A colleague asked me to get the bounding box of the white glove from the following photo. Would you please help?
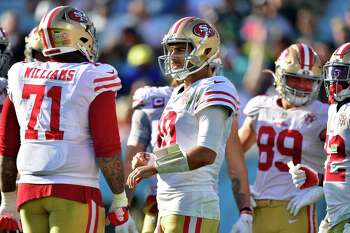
[288,161,319,189]
[287,187,324,216]
[114,216,139,233]
[231,213,253,233]
[107,191,139,232]
[344,223,350,233]
[318,214,329,233]
[0,191,22,232]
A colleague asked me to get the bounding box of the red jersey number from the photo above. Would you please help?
[156,111,177,148]
[324,135,346,182]
[22,84,64,140]
[257,126,302,172]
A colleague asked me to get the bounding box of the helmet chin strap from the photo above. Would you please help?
[173,49,220,81]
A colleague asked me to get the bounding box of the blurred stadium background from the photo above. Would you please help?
[0,0,346,232]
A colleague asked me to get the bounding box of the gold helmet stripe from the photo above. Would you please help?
[40,6,65,49]
[171,16,193,34]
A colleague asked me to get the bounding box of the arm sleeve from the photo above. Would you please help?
[127,109,151,146]
[89,91,121,157]
[197,106,231,153]
[0,96,20,157]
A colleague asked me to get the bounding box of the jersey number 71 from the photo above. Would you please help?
[22,84,64,140]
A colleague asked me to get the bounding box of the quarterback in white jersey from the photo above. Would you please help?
[127,17,243,233]
[291,42,350,233]
[240,43,327,233]
[154,75,239,220]
[0,6,133,233]
[127,84,253,233]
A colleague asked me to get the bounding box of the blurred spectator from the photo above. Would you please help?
[120,43,166,96]
[330,8,350,47]
[295,7,318,45]
[0,11,25,63]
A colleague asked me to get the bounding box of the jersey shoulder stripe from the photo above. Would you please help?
[83,63,121,94]
[194,76,239,114]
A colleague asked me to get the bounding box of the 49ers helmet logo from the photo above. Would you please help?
[68,10,88,23]
[193,23,215,38]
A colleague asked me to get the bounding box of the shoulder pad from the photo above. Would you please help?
[243,95,272,117]
[194,76,240,114]
[132,86,172,109]
[86,63,122,94]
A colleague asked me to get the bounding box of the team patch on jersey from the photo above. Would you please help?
[338,112,347,127]
[152,97,165,108]
[303,112,317,125]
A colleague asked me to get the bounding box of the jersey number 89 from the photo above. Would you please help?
[257,126,302,172]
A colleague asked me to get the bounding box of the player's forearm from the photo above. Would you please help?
[124,144,147,201]
[0,156,17,192]
[227,144,251,209]
[186,146,216,170]
[97,155,125,194]
[230,169,251,210]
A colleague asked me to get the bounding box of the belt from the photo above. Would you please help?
[255,199,289,208]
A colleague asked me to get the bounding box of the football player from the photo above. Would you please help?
[290,42,350,233]
[125,85,173,233]
[126,82,252,233]
[126,17,241,233]
[0,6,133,233]
[239,43,327,233]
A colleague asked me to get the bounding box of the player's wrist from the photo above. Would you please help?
[239,207,253,215]
[112,191,128,208]
[154,144,190,173]
[1,191,16,209]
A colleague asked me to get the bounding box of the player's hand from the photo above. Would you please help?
[0,192,22,232]
[288,161,319,189]
[287,187,324,216]
[131,152,156,170]
[107,192,139,232]
[318,214,329,233]
[231,212,253,233]
[113,216,139,233]
[127,165,157,189]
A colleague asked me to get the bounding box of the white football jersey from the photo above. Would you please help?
[132,85,173,149]
[129,85,173,195]
[156,76,239,220]
[244,95,327,200]
[7,61,121,188]
[324,103,350,228]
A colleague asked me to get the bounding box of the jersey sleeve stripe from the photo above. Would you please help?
[93,75,117,83]
[94,82,121,92]
[204,91,240,104]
